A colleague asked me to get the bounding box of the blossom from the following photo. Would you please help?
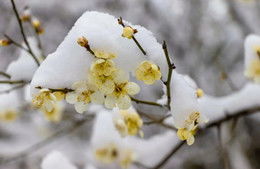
[122,26,136,39]
[113,107,143,137]
[65,81,104,113]
[90,59,117,76]
[244,58,260,83]
[93,50,116,59]
[0,110,17,122]
[177,128,196,145]
[32,89,57,113]
[43,103,63,122]
[135,61,162,84]
[119,149,136,169]
[244,34,260,83]
[94,143,119,163]
[105,80,140,109]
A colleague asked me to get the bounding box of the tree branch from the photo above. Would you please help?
[118,17,147,55]
[0,71,11,79]
[130,96,164,108]
[162,41,176,110]
[0,80,27,84]
[0,114,94,165]
[147,106,260,169]
[10,0,40,66]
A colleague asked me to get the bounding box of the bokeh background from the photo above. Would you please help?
[0,0,260,169]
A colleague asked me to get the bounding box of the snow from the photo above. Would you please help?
[199,82,260,121]
[30,11,167,94]
[41,151,77,169]
[6,37,41,81]
[170,71,205,128]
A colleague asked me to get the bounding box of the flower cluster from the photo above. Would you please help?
[63,37,141,113]
[0,109,17,122]
[113,107,143,137]
[94,143,135,169]
[32,89,64,122]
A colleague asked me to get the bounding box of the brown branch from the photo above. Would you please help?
[10,0,40,66]
[162,41,176,110]
[35,86,74,94]
[139,111,176,131]
[118,17,147,55]
[0,71,11,79]
[151,141,185,169]
[217,125,231,169]
[0,83,26,94]
[0,80,26,84]
[148,106,260,169]
[4,34,29,52]
[131,97,164,108]
[0,114,94,165]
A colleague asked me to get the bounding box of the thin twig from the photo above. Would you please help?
[131,97,164,108]
[118,17,146,55]
[0,71,11,79]
[10,0,40,66]
[0,80,26,84]
[149,106,260,169]
[162,41,176,110]
[4,34,29,52]
[140,111,176,131]
[0,83,26,94]
[151,141,185,169]
[0,114,94,165]
[217,125,231,169]
[35,86,74,94]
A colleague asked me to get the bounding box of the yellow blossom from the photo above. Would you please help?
[90,59,117,76]
[176,111,207,145]
[135,61,162,85]
[177,128,196,145]
[105,81,140,109]
[0,110,17,122]
[114,109,143,137]
[43,103,63,122]
[95,143,118,164]
[196,88,204,98]
[122,26,135,39]
[66,81,104,113]
[0,39,11,46]
[244,58,260,83]
[119,149,136,169]
[32,89,57,113]
[94,50,116,59]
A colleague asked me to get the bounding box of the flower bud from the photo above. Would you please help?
[77,36,88,47]
[0,39,11,46]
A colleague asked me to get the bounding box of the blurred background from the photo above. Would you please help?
[0,0,260,169]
